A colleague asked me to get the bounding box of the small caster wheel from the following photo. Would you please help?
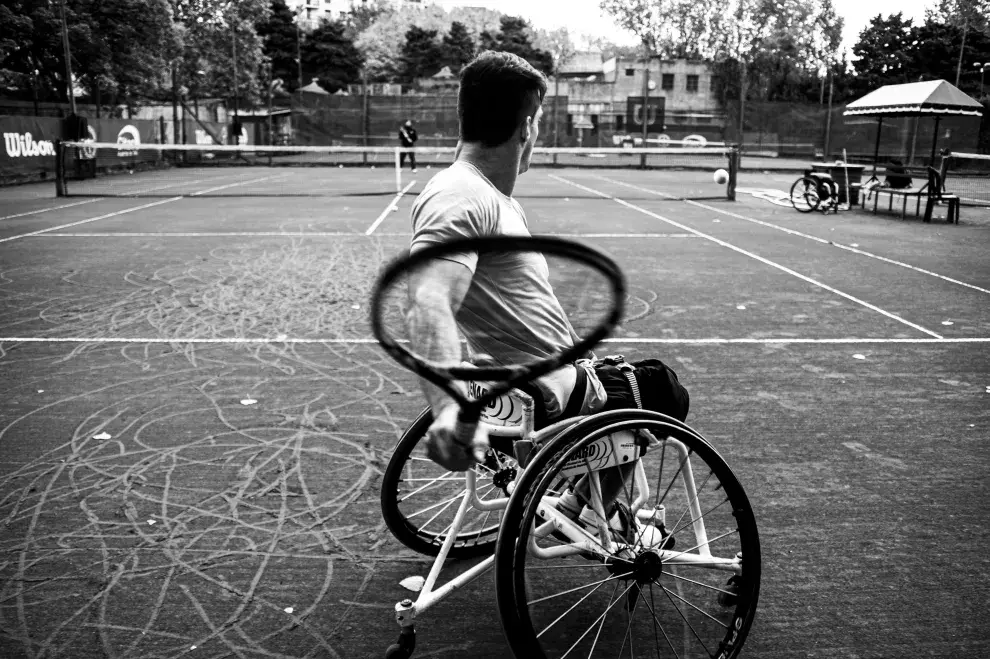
[385,628,415,658]
[717,575,741,607]
[384,644,411,659]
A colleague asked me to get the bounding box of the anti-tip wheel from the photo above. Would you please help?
[384,644,412,659]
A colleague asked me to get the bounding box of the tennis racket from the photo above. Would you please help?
[370,235,626,448]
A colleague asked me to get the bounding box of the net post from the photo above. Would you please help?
[55,139,66,197]
[727,147,739,201]
[395,147,402,193]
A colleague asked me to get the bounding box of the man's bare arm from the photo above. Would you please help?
[405,257,474,413]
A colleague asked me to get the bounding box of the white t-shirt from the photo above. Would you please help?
[410,160,582,417]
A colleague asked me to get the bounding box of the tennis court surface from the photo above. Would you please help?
[1,159,988,658]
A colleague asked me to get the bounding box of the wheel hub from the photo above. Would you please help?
[632,550,665,583]
[492,467,517,493]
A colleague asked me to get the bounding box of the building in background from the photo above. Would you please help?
[550,53,725,146]
[286,0,425,28]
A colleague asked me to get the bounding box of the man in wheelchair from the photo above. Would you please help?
[404,50,689,542]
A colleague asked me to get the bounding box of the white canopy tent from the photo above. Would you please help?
[843,80,983,181]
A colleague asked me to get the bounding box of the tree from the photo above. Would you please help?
[929,0,990,85]
[0,1,67,103]
[600,0,730,60]
[850,13,917,97]
[491,17,554,74]
[172,0,271,107]
[399,26,444,82]
[532,27,579,76]
[0,0,177,108]
[301,19,363,93]
[355,5,447,82]
[342,0,390,39]
[257,0,300,91]
[581,36,643,61]
[353,5,501,82]
[478,30,499,53]
[601,0,843,100]
[442,21,475,73]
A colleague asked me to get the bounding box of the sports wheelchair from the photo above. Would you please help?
[371,236,761,659]
[789,170,841,214]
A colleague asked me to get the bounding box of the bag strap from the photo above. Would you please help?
[618,363,643,409]
[599,354,643,410]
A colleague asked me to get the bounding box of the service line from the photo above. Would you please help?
[1,337,988,345]
[550,174,943,339]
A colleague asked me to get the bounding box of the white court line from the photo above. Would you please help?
[0,174,289,245]
[599,176,990,296]
[38,232,395,238]
[0,198,182,245]
[32,231,699,239]
[551,174,943,339]
[366,180,416,235]
[1,337,987,345]
[0,199,98,222]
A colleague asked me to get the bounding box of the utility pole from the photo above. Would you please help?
[58,0,76,116]
[737,59,747,157]
[955,17,968,88]
[267,62,275,146]
[641,47,651,148]
[296,8,304,90]
[231,11,240,145]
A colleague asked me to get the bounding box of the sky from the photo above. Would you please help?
[428,0,934,57]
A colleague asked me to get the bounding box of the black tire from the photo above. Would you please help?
[381,407,518,559]
[495,410,760,659]
[790,176,821,213]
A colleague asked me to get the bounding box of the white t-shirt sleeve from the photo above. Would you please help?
[410,172,498,271]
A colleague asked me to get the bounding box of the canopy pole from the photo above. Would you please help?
[929,116,942,166]
[868,116,883,184]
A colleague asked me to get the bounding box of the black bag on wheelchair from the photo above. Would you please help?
[593,355,690,421]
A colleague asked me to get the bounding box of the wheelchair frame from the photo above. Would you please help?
[387,387,742,653]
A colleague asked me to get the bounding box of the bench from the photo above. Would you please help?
[866,167,959,223]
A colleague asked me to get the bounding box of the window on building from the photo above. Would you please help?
[566,114,573,136]
[616,114,625,131]
[591,114,599,136]
[686,75,699,92]
[625,68,635,77]
[661,74,674,91]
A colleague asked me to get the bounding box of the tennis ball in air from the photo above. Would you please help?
[713,168,729,185]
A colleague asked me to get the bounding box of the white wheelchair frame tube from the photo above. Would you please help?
[394,407,740,630]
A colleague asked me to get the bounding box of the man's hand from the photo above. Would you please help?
[425,404,490,472]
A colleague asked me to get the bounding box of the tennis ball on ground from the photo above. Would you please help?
[714,168,729,185]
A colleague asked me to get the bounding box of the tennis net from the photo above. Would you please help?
[55,142,739,201]
[941,152,990,207]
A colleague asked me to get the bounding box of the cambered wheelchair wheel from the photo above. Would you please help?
[495,410,761,659]
[381,407,519,559]
[790,176,822,213]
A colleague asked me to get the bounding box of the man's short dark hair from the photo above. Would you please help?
[458,51,548,147]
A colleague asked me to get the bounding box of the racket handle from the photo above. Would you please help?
[454,411,487,463]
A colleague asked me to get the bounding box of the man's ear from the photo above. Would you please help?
[520,116,532,144]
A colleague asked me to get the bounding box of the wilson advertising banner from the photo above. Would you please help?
[1,116,162,181]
